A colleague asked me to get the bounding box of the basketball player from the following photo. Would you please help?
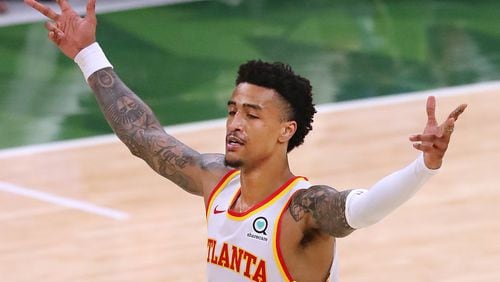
[25,0,467,281]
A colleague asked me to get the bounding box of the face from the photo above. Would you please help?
[224,83,296,168]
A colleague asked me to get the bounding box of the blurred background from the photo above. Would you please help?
[1,1,499,282]
[1,0,500,149]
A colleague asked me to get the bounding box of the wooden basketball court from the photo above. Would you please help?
[0,83,498,281]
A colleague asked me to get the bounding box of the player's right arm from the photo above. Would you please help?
[24,0,229,196]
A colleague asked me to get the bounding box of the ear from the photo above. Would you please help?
[278,121,297,144]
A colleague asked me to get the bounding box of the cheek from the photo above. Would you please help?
[251,123,281,146]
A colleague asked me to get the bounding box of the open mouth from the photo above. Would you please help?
[226,135,245,151]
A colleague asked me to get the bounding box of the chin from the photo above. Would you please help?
[224,156,243,168]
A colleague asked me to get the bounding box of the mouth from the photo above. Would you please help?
[226,134,245,152]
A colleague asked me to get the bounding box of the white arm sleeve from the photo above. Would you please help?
[345,154,439,229]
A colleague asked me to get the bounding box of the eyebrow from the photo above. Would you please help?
[227,100,262,111]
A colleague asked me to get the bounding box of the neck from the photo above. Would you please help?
[235,155,294,212]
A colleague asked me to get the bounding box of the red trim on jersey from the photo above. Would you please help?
[205,169,239,217]
[227,175,306,218]
[275,191,300,281]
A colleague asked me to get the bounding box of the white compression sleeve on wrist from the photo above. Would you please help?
[345,154,439,229]
[74,42,113,81]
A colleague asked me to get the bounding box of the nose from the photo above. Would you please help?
[227,112,244,132]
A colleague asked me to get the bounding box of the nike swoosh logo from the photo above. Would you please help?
[214,205,226,214]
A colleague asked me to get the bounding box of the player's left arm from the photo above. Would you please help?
[290,96,467,238]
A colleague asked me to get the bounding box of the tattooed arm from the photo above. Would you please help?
[87,68,227,195]
[290,152,444,238]
[26,0,346,209]
[24,0,228,196]
[289,185,355,238]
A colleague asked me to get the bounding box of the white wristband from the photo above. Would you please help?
[74,42,113,81]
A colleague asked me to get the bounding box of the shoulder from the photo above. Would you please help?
[199,153,237,202]
[288,185,355,238]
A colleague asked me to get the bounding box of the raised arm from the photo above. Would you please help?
[290,96,467,238]
[87,67,215,195]
[25,0,228,195]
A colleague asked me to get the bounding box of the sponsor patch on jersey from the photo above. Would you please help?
[247,216,269,242]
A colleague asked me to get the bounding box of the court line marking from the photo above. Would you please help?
[0,181,130,221]
[0,80,497,159]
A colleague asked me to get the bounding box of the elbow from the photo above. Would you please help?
[331,228,355,238]
[128,146,142,158]
[123,141,142,158]
[347,213,384,229]
[116,134,144,159]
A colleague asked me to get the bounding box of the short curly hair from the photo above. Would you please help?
[236,60,316,152]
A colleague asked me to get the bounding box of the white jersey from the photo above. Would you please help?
[205,170,339,282]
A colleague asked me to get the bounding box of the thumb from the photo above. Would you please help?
[442,118,455,139]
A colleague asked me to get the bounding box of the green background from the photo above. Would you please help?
[1,0,499,149]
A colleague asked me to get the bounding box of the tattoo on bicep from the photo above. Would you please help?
[158,146,198,193]
[289,185,354,237]
[200,154,226,170]
[144,135,200,193]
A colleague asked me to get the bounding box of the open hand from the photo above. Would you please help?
[24,0,97,59]
[409,96,467,169]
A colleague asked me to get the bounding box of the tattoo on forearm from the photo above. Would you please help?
[87,68,199,193]
[105,95,145,125]
[96,69,115,88]
[289,185,354,238]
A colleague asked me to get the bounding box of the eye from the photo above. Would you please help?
[247,114,259,119]
[228,110,236,116]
